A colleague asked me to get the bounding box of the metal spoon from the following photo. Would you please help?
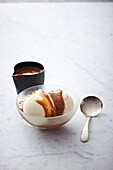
[80,96,103,143]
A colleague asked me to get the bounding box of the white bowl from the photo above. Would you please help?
[16,85,80,129]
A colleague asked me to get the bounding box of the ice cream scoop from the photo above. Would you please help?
[23,89,55,117]
[63,92,74,114]
[23,89,74,117]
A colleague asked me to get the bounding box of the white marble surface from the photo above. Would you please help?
[0,2,113,170]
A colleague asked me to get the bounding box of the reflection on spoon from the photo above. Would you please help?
[80,96,103,143]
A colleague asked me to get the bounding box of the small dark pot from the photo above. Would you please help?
[12,61,45,94]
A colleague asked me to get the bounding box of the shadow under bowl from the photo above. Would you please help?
[16,85,80,129]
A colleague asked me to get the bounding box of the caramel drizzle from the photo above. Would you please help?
[45,94,56,117]
[35,91,55,117]
[18,101,24,112]
[48,90,65,116]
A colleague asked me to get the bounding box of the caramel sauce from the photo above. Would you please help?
[48,90,65,116]
[18,101,24,112]
[46,94,56,117]
[36,91,56,117]
[14,67,42,80]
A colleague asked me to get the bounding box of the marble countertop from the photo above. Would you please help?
[0,2,113,170]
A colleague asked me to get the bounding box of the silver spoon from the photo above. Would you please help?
[80,96,103,143]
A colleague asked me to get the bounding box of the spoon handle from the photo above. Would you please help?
[81,117,91,142]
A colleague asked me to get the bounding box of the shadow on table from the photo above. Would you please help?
[33,124,78,145]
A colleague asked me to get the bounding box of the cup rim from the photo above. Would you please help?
[13,61,45,76]
[16,84,80,120]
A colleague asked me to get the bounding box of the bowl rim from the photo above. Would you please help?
[16,84,80,119]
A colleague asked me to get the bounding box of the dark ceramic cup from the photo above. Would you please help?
[12,61,45,94]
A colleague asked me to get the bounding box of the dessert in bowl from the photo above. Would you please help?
[16,85,80,129]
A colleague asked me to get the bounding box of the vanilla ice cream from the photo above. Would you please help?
[63,92,74,114]
[23,89,74,117]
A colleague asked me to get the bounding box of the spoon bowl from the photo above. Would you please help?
[80,96,103,117]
